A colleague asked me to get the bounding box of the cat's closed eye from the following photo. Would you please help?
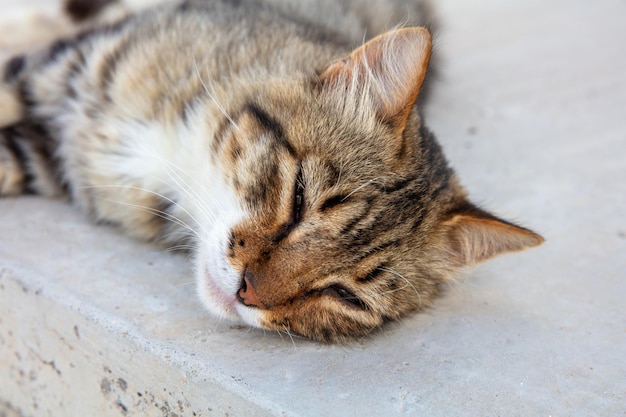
[322,285,368,310]
[292,164,306,225]
[319,194,349,212]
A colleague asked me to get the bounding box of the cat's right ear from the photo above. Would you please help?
[319,27,432,131]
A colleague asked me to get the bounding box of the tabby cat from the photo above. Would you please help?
[0,0,542,342]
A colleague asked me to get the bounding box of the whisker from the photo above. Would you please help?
[342,176,383,201]
[282,324,298,350]
[160,244,197,253]
[378,266,422,306]
[158,230,198,245]
[74,108,219,229]
[192,54,239,130]
[175,281,197,288]
[138,151,217,226]
[335,157,344,189]
[84,192,199,239]
[81,184,206,237]
[142,150,241,236]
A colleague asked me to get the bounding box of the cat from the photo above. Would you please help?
[0,0,543,342]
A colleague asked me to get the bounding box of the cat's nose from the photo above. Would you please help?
[237,272,265,309]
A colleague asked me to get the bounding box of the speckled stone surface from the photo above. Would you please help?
[1,0,625,415]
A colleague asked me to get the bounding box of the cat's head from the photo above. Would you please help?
[196,28,543,342]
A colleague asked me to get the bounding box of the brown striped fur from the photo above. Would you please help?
[0,0,542,342]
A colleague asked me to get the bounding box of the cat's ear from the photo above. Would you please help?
[319,27,432,130]
[440,205,544,267]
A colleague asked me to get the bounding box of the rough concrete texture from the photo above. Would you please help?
[1,0,625,415]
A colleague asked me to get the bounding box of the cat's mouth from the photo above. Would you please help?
[198,266,241,320]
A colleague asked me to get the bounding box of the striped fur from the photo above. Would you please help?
[0,0,542,342]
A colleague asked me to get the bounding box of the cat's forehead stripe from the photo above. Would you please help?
[243,102,296,158]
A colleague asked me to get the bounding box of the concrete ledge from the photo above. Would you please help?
[0,270,268,417]
[0,192,623,416]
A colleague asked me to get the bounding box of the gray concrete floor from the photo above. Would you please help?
[1,0,625,415]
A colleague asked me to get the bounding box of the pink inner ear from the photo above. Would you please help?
[320,27,432,127]
[445,214,544,266]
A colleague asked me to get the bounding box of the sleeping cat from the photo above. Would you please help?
[0,0,542,342]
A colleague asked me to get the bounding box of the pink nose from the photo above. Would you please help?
[237,273,265,309]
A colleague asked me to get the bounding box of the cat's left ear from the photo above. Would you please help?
[440,205,544,267]
[320,27,432,130]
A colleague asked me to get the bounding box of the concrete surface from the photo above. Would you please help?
[1,0,625,415]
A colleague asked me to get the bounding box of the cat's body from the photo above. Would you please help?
[0,0,542,342]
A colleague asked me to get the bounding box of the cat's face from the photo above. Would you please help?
[196,28,542,342]
[198,90,442,342]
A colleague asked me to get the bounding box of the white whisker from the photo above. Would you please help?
[342,176,383,201]
[334,156,344,189]
[161,244,196,253]
[81,184,205,237]
[192,54,239,130]
[282,325,298,350]
[136,148,216,223]
[275,329,284,341]
[378,266,422,306]
[104,197,197,238]
[75,107,220,228]
[175,280,197,288]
